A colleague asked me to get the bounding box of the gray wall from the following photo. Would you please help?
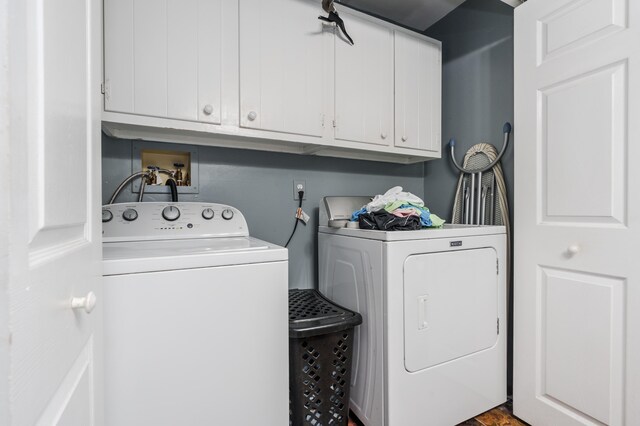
[102,134,426,289]
[424,0,515,392]
[423,0,514,223]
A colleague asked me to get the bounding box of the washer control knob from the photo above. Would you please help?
[162,206,181,222]
[202,208,215,220]
[102,209,113,223]
[122,209,138,222]
[222,209,234,220]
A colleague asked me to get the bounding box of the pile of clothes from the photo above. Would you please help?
[352,187,445,231]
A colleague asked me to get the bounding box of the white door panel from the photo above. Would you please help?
[102,0,134,114]
[104,0,225,124]
[197,0,226,124]
[36,341,96,426]
[166,0,198,121]
[538,0,627,64]
[539,267,625,425]
[239,0,329,137]
[394,31,441,153]
[7,0,103,424]
[132,0,168,117]
[334,13,393,146]
[514,0,639,425]
[539,61,627,225]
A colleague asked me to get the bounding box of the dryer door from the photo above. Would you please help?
[404,248,498,372]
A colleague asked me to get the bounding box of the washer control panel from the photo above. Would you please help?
[102,202,249,242]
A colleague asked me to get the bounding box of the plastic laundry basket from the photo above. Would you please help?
[289,289,363,426]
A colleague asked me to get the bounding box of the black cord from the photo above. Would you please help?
[284,191,305,248]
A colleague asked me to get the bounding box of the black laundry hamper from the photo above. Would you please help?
[289,289,363,426]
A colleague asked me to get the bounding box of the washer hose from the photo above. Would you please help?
[108,168,176,204]
[165,179,178,203]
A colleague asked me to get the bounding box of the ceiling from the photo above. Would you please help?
[337,0,521,32]
[338,0,467,31]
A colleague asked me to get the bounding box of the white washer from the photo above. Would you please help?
[102,202,288,426]
[318,197,507,426]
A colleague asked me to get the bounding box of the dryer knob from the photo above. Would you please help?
[162,206,181,222]
[222,209,234,220]
[122,208,138,222]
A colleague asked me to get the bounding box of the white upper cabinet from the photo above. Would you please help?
[394,30,442,153]
[239,0,330,137]
[102,2,442,163]
[104,0,229,124]
[334,11,394,146]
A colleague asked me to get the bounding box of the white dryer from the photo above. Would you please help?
[318,197,507,426]
[102,202,288,426]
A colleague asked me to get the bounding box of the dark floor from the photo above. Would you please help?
[347,400,529,426]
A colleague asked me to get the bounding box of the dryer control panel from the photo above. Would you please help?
[102,202,249,242]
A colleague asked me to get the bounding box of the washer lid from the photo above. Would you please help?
[318,224,506,241]
[103,237,288,275]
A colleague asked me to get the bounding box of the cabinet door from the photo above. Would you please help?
[394,31,441,153]
[334,13,393,146]
[104,0,225,124]
[239,0,329,137]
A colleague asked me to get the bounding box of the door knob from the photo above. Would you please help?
[247,111,257,121]
[567,244,580,256]
[71,291,97,314]
[203,104,214,115]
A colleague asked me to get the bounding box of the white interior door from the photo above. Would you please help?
[514,0,639,425]
[6,0,103,424]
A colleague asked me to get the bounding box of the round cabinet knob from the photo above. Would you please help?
[162,206,181,222]
[102,209,113,223]
[202,208,215,220]
[401,136,408,142]
[567,244,581,256]
[222,209,234,220]
[71,291,97,314]
[203,104,214,115]
[381,133,387,140]
[122,209,138,222]
[247,111,257,121]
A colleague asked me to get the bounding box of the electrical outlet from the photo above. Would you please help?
[294,180,306,200]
